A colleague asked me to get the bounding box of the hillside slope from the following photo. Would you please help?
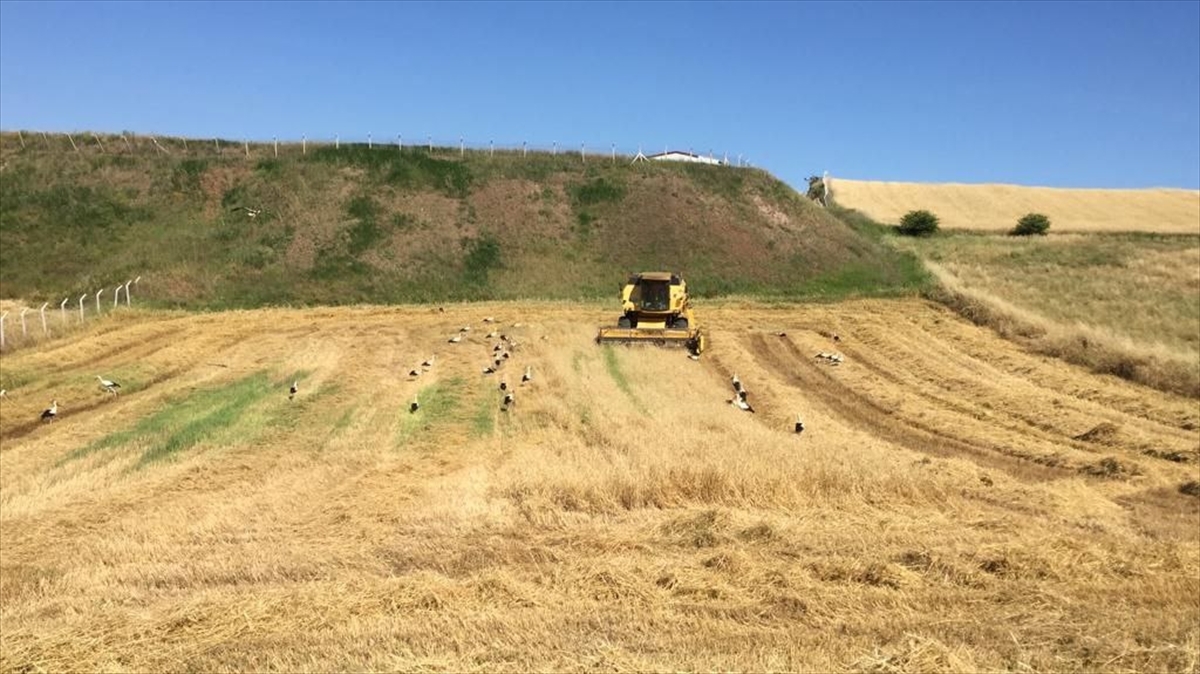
[0,133,925,308]
[1,301,1196,671]
[830,177,1200,233]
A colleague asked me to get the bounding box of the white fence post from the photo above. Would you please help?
[0,312,6,350]
[581,144,586,163]
[302,135,306,154]
[490,140,493,157]
[522,141,527,157]
[274,136,278,157]
[125,280,133,306]
[17,131,25,148]
[398,135,402,152]
[368,133,372,149]
[427,136,431,152]
[95,289,104,315]
[244,140,249,157]
[114,284,122,307]
[20,308,29,338]
[612,143,616,163]
[92,133,106,153]
[336,134,339,149]
[79,294,87,323]
[460,137,464,157]
[553,141,557,156]
[67,134,79,152]
[60,298,68,325]
[40,303,49,336]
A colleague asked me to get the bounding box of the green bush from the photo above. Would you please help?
[897,210,939,237]
[1011,212,1051,236]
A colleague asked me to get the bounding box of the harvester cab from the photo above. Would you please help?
[596,271,705,354]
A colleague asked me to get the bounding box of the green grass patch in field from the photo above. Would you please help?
[395,377,466,448]
[472,387,496,438]
[602,345,641,409]
[62,370,282,468]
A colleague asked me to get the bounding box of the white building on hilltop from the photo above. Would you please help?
[648,150,725,166]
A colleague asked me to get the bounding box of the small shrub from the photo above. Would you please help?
[1011,212,1051,236]
[897,210,939,237]
[463,235,502,285]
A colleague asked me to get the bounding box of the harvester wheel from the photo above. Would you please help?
[672,317,689,330]
[617,316,632,328]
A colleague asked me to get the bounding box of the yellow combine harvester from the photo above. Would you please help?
[596,271,706,354]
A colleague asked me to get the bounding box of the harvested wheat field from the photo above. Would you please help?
[1,299,1198,672]
[830,178,1200,233]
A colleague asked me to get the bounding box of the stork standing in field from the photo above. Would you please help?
[41,400,58,422]
[448,334,463,344]
[501,392,515,411]
[409,367,422,378]
[289,381,298,401]
[97,375,121,396]
[794,416,805,434]
[521,366,532,384]
[421,356,435,369]
[410,395,420,413]
[731,374,743,394]
[499,378,508,391]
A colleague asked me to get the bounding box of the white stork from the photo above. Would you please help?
[410,395,420,413]
[729,398,754,413]
[499,379,508,391]
[521,366,532,384]
[421,356,436,369]
[794,416,805,434]
[448,334,463,344]
[289,381,298,400]
[41,400,58,422]
[97,375,121,396]
[501,392,515,411]
[731,374,743,393]
[409,368,421,378]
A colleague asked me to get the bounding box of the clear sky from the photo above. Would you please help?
[1,0,1198,190]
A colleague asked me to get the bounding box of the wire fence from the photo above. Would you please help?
[0,277,143,353]
[0,130,758,168]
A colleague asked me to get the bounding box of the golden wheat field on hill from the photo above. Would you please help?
[829,178,1200,233]
[1,299,1198,672]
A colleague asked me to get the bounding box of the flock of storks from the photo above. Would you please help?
[22,324,839,437]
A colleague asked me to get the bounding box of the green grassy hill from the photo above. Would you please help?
[0,132,926,308]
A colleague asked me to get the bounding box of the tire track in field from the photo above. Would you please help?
[746,333,1070,482]
[832,325,1108,467]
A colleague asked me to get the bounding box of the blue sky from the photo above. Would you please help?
[1,0,1197,190]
